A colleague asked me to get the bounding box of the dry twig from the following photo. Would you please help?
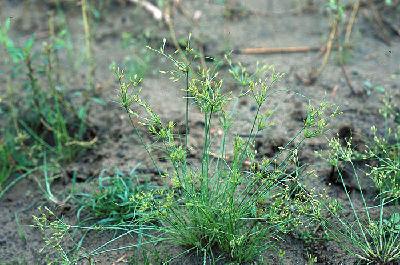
[128,0,163,21]
[345,0,361,46]
[234,46,323,55]
[340,64,357,95]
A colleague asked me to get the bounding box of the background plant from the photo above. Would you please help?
[0,18,94,195]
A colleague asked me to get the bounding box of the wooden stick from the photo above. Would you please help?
[235,46,323,55]
[128,0,163,21]
[315,14,339,78]
[340,64,357,95]
[296,1,341,86]
[345,0,360,46]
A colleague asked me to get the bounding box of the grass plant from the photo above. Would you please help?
[115,40,336,263]
[33,201,161,264]
[75,168,157,225]
[319,137,400,264]
[366,97,400,201]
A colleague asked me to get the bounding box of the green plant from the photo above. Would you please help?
[0,18,94,194]
[32,167,162,263]
[367,125,400,201]
[76,168,157,225]
[327,0,345,19]
[0,132,36,191]
[52,0,77,76]
[341,96,400,201]
[365,97,400,201]
[33,205,161,265]
[115,40,335,262]
[319,137,400,264]
[33,207,81,265]
[363,80,386,96]
[81,0,95,92]
[0,140,13,188]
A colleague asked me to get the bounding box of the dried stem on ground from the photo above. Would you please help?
[235,46,323,55]
[345,0,360,46]
[128,0,163,21]
[340,64,357,95]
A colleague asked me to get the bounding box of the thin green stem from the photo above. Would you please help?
[336,167,371,249]
[201,110,213,196]
[81,0,95,92]
[350,161,371,223]
[126,110,162,177]
[185,69,190,152]
[0,168,39,199]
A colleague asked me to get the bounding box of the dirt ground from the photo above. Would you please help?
[0,0,400,264]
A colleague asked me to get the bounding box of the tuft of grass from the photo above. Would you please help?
[75,168,157,225]
[32,205,161,264]
[367,125,400,201]
[33,207,81,264]
[319,137,400,264]
[115,39,336,263]
[0,133,34,192]
[366,97,400,201]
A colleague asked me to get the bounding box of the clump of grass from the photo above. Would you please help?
[319,137,400,264]
[0,136,39,196]
[33,207,82,264]
[76,168,157,225]
[115,39,336,262]
[333,95,400,201]
[365,97,400,201]
[33,204,161,264]
[367,126,400,201]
